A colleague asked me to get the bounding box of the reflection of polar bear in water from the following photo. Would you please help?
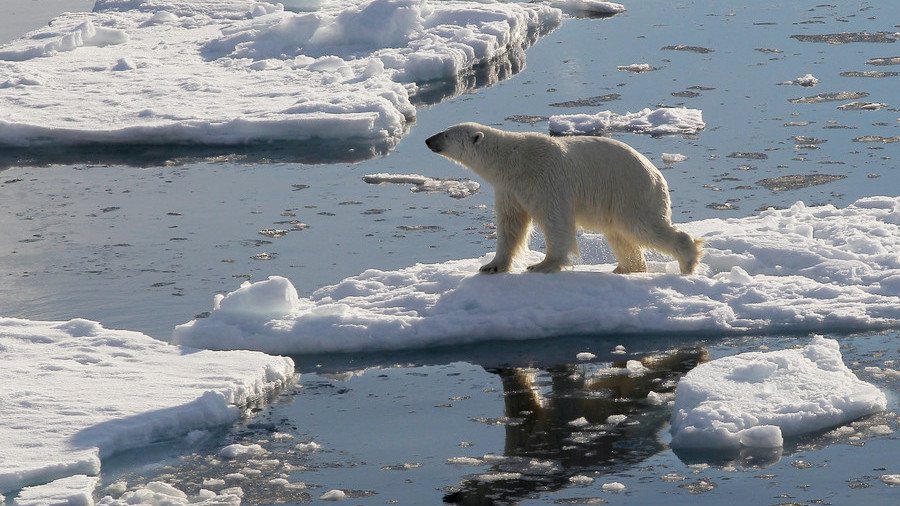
[426,122,703,274]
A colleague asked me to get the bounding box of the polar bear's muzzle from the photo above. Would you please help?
[425,133,444,153]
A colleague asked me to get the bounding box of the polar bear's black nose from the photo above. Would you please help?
[425,134,442,153]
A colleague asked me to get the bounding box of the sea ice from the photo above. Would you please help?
[319,489,347,501]
[363,172,480,198]
[617,63,655,73]
[13,475,98,506]
[172,197,900,354]
[670,337,887,450]
[781,73,820,87]
[568,417,591,427]
[882,474,900,486]
[0,0,561,150]
[549,107,705,136]
[98,482,244,505]
[548,0,625,16]
[0,318,295,501]
[661,152,688,164]
[219,443,267,459]
[569,474,595,485]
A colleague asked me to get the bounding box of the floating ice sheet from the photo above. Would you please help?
[363,172,480,198]
[547,0,625,16]
[0,318,295,499]
[0,0,561,149]
[549,107,705,136]
[172,196,900,355]
[669,337,887,450]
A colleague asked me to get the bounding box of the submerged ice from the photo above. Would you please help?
[0,0,561,149]
[172,196,900,355]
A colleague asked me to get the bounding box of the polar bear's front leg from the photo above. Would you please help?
[481,190,532,274]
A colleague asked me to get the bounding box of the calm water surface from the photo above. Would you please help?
[1,0,898,504]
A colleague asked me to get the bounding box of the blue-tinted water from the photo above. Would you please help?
[1,0,898,504]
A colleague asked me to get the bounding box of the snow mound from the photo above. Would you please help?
[670,337,886,449]
[0,0,561,149]
[549,107,705,136]
[172,197,900,355]
[0,318,295,499]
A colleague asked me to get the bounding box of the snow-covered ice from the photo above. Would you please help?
[781,73,820,87]
[548,0,625,16]
[363,172,480,198]
[0,0,561,149]
[172,196,900,355]
[219,443,267,459]
[319,489,347,501]
[549,107,705,136]
[568,474,594,485]
[601,481,626,492]
[617,63,655,73]
[0,318,295,501]
[13,475,98,506]
[98,482,243,505]
[661,152,688,165]
[669,337,887,450]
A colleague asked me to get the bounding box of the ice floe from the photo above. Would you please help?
[549,107,705,136]
[547,0,625,16]
[0,318,295,501]
[617,63,655,73]
[661,152,688,165]
[781,73,819,87]
[0,0,561,150]
[670,337,887,450]
[363,172,480,198]
[98,482,244,505]
[172,196,900,355]
[13,475,98,506]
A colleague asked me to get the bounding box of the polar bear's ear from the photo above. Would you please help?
[471,131,484,145]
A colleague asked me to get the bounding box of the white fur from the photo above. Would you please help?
[426,122,703,274]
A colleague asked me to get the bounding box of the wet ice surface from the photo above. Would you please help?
[1,0,899,504]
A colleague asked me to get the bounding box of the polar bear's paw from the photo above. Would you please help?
[526,259,566,273]
[480,260,511,274]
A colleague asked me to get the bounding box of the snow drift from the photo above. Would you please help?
[172,196,900,355]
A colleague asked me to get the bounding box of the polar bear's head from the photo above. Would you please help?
[425,122,487,167]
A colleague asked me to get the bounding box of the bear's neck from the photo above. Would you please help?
[465,137,521,186]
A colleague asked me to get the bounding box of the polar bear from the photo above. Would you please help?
[425,122,703,274]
